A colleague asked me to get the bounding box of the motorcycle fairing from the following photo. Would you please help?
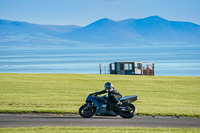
[119,95,138,103]
[86,94,117,116]
[86,95,101,107]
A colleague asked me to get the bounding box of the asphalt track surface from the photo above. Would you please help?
[0,114,200,128]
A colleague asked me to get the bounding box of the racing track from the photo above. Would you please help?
[0,114,200,128]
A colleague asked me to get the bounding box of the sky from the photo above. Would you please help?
[0,0,199,26]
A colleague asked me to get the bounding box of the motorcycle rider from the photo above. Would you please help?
[95,82,122,110]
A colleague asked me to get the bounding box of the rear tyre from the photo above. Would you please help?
[79,103,95,118]
[118,103,136,118]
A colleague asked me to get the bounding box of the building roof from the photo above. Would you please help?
[114,61,143,63]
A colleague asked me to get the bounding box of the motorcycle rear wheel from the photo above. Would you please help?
[79,104,95,118]
[118,103,136,118]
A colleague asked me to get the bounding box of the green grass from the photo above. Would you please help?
[0,73,200,117]
[0,127,200,133]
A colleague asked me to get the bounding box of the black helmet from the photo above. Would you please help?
[104,82,113,90]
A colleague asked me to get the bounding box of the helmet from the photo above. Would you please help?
[104,82,113,90]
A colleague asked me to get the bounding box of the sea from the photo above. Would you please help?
[0,44,200,76]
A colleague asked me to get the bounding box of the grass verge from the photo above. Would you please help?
[0,73,200,117]
[0,127,200,133]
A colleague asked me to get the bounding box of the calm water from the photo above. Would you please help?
[0,45,200,76]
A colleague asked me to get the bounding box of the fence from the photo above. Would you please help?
[99,63,110,74]
[99,62,155,76]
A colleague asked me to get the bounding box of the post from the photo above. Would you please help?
[152,63,155,76]
[99,64,102,74]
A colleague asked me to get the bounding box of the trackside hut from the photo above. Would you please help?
[109,61,154,75]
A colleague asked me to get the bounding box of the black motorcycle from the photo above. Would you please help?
[79,93,138,118]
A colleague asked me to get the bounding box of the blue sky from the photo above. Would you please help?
[0,0,199,26]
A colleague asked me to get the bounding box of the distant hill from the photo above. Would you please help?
[62,16,200,45]
[1,16,200,47]
[60,18,142,44]
[119,16,200,43]
[0,19,82,47]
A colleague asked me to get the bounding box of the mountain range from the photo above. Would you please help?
[0,16,200,47]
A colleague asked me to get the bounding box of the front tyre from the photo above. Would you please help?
[79,104,95,118]
[118,103,137,118]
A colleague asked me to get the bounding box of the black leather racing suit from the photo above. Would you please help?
[97,87,122,109]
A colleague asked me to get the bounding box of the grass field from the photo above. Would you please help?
[0,127,200,133]
[0,73,200,117]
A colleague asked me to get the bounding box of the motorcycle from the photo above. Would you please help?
[79,93,138,118]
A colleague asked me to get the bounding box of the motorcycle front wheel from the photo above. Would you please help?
[79,103,95,118]
[118,103,137,118]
